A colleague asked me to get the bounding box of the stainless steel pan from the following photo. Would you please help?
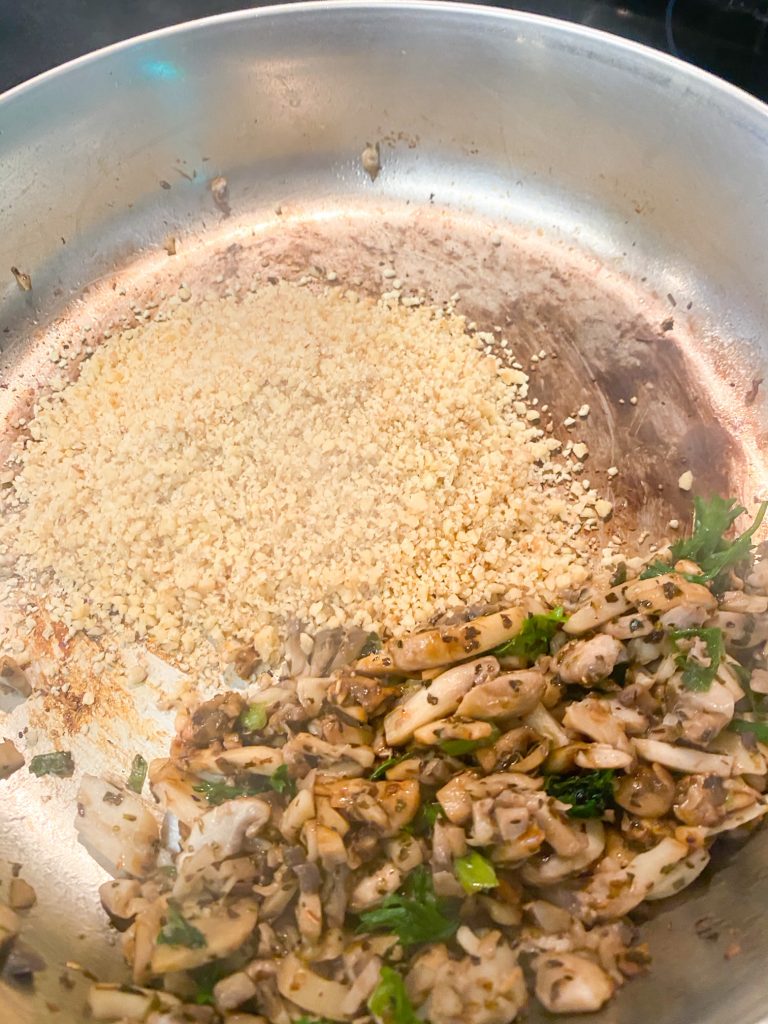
[1,4,767,1022]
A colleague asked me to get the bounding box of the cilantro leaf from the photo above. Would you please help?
[670,627,724,692]
[239,703,268,732]
[368,966,420,1024]
[270,764,297,797]
[370,753,411,780]
[641,496,767,584]
[28,751,74,778]
[545,769,615,818]
[157,900,206,949]
[126,754,148,794]
[193,776,267,805]
[491,608,567,661]
[454,851,498,893]
[356,865,457,947]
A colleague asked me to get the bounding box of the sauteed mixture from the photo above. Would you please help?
[0,283,766,1024]
[75,499,768,1023]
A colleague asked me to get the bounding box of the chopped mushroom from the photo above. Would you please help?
[406,932,527,1024]
[0,738,24,779]
[8,878,36,910]
[534,952,614,1013]
[556,635,625,686]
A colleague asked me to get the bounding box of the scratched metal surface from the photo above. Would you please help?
[1,5,768,1023]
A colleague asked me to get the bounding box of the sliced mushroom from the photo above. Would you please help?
[406,933,526,1024]
[522,820,605,886]
[534,952,614,1013]
[384,657,498,745]
[75,775,160,878]
[413,718,495,747]
[563,697,631,752]
[276,952,350,1020]
[614,764,676,818]
[150,899,259,974]
[633,738,733,778]
[457,670,546,721]
[359,608,525,673]
[576,837,690,922]
[214,970,259,1011]
[624,574,717,616]
[349,862,403,911]
[88,984,180,1021]
[556,635,625,686]
[673,774,727,827]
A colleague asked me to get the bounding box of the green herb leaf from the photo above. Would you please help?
[28,751,74,778]
[438,727,499,757]
[368,966,420,1024]
[610,562,628,587]
[490,608,567,661]
[640,496,767,584]
[545,769,615,818]
[356,865,457,947]
[193,777,268,806]
[360,632,383,658]
[370,753,411,780]
[734,663,768,715]
[192,962,227,1005]
[126,754,148,794]
[454,851,498,894]
[670,627,724,692]
[729,718,768,743]
[417,802,445,831]
[270,764,297,797]
[239,703,268,732]
[157,900,207,949]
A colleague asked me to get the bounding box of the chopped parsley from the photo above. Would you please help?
[194,764,295,805]
[269,764,297,797]
[545,769,615,818]
[370,753,411,780]
[454,851,498,894]
[670,627,724,692]
[28,751,74,778]
[490,608,567,662]
[368,966,420,1024]
[157,900,206,949]
[641,496,767,584]
[356,865,457,947]
[126,754,148,794]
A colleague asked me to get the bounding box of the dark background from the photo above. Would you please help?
[0,0,767,99]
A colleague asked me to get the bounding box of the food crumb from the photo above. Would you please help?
[678,470,694,491]
[361,142,381,181]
